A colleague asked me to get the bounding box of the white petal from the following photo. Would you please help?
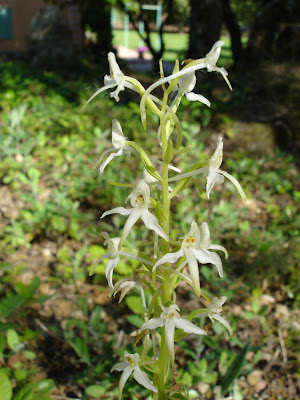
[111,361,127,372]
[193,249,223,278]
[118,366,133,400]
[185,248,201,297]
[89,252,111,276]
[185,92,211,107]
[209,136,223,169]
[209,244,228,259]
[133,368,158,392]
[175,318,207,336]
[104,74,115,86]
[112,119,127,149]
[165,319,176,365]
[213,314,233,336]
[99,151,121,174]
[120,207,143,247]
[139,318,164,332]
[219,170,247,202]
[199,222,211,249]
[141,210,168,241]
[105,256,120,288]
[179,71,196,93]
[101,207,132,219]
[206,168,224,198]
[153,249,184,271]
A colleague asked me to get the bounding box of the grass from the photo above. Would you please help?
[112,29,235,66]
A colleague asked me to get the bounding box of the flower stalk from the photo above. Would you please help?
[85,43,246,399]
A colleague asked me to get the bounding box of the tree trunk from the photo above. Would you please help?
[221,0,243,69]
[246,0,300,65]
[186,0,222,58]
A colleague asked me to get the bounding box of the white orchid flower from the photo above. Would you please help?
[140,41,231,127]
[153,221,228,297]
[109,278,137,303]
[96,119,132,174]
[111,351,157,400]
[206,136,247,200]
[168,136,247,201]
[101,180,168,248]
[83,52,137,108]
[139,304,206,365]
[89,232,152,287]
[205,41,232,90]
[177,71,211,107]
[196,296,233,336]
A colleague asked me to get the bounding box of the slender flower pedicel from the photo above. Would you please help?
[86,41,247,399]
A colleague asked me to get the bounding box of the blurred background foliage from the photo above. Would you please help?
[0,0,299,399]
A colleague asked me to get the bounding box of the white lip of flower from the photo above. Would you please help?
[168,136,247,201]
[109,278,137,303]
[101,180,168,249]
[140,40,231,127]
[177,71,211,107]
[89,232,153,287]
[153,221,228,297]
[111,351,158,399]
[196,296,233,336]
[96,119,132,174]
[139,304,206,365]
[83,52,137,108]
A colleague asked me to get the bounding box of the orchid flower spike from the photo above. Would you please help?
[96,119,132,174]
[101,180,168,248]
[111,351,157,400]
[89,232,152,287]
[139,304,206,365]
[83,52,138,108]
[196,296,233,336]
[153,221,228,297]
[205,41,232,90]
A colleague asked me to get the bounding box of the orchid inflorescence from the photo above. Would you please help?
[85,41,247,399]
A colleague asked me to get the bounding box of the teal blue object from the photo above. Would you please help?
[0,8,13,39]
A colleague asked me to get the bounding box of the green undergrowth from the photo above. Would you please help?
[0,60,299,399]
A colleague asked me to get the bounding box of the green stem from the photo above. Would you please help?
[155,86,174,399]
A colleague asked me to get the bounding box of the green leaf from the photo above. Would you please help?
[68,337,90,364]
[36,379,54,394]
[23,351,36,360]
[85,385,106,397]
[126,141,161,182]
[7,329,24,352]
[126,315,144,328]
[13,383,35,400]
[0,295,25,318]
[169,177,192,199]
[90,306,101,331]
[221,342,250,395]
[0,370,12,400]
[0,334,6,354]
[125,296,144,315]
